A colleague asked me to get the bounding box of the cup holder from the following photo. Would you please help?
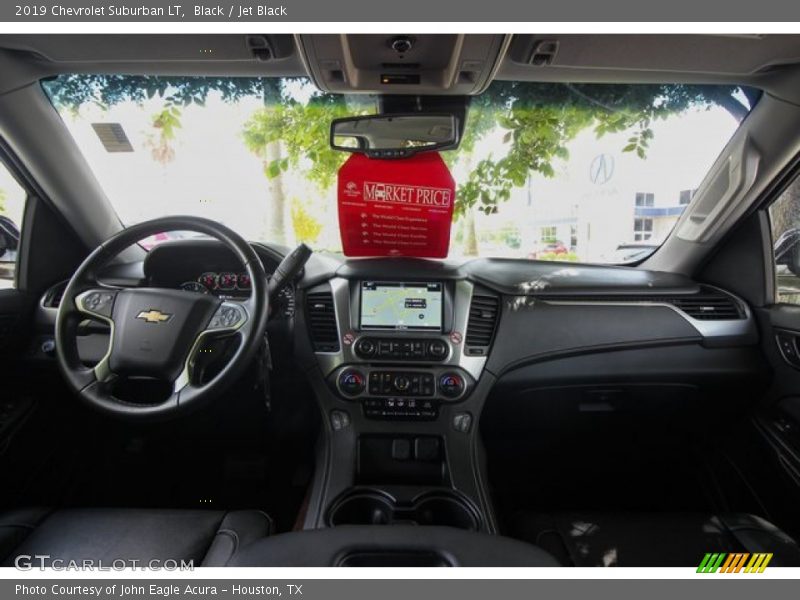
[327,489,481,531]
[413,496,479,529]
[328,492,395,526]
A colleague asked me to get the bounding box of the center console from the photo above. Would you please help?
[319,277,487,417]
[298,268,499,536]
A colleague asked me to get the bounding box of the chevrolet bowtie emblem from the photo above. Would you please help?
[136,310,172,324]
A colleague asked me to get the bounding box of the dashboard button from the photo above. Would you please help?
[338,369,366,396]
[393,375,411,392]
[453,412,473,433]
[355,338,377,358]
[439,373,465,398]
[428,340,448,360]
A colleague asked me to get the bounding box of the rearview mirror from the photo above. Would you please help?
[330,114,459,159]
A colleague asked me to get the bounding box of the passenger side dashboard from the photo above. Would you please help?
[302,257,757,388]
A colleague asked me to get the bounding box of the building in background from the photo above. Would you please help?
[472,118,716,262]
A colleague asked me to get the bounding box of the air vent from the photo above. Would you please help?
[42,281,68,309]
[465,294,500,352]
[305,291,339,352]
[670,295,744,320]
[541,289,745,321]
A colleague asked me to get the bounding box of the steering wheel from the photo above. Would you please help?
[56,216,280,420]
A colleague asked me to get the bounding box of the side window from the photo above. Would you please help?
[770,177,800,304]
[0,161,26,290]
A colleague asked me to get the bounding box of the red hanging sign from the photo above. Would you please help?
[337,152,456,258]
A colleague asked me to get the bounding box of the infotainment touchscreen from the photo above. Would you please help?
[360,282,443,331]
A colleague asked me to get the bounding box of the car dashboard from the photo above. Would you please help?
[296,255,756,422]
[35,239,758,396]
[33,239,762,535]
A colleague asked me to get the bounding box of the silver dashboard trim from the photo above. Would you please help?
[540,285,755,341]
[312,277,488,381]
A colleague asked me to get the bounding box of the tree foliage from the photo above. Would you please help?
[452,81,753,216]
[290,198,323,244]
[144,105,183,164]
[241,94,369,190]
[45,75,281,112]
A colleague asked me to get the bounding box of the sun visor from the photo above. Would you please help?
[337,153,456,258]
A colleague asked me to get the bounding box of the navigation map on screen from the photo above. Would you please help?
[360,282,443,330]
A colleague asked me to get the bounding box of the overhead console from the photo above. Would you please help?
[296,34,511,95]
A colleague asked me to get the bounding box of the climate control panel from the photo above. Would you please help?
[333,366,471,404]
[368,371,436,397]
[354,337,450,361]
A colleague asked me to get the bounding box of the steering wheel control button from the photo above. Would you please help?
[338,369,366,396]
[80,291,116,318]
[208,303,245,330]
[439,373,466,399]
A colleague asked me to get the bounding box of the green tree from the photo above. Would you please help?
[241,93,371,190]
[240,92,372,243]
[144,105,183,164]
[454,82,754,216]
[290,198,323,244]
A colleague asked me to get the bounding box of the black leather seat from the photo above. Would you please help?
[512,512,800,567]
[0,507,272,567]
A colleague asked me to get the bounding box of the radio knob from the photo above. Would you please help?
[439,373,465,399]
[355,338,377,358]
[338,369,366,396]
[393,375,411,392]
[428,340,448,359]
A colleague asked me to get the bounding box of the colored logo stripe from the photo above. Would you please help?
[697,553,726,573]
[745,553,773,573]
[697,553,773,573]
[720,553,749,573]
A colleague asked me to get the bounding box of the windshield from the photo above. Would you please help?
[42,76,755,262]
